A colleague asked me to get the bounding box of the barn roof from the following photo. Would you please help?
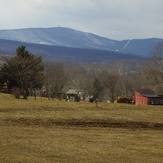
[141,94,163,98]
[136,89,163,98]
[136,89,156,95]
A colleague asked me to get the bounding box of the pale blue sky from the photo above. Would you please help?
[0,0,163,40]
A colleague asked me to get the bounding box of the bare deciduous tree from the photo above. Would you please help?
[93,77,104,106]
[102,71,119,103]
[140,43,163,94]
[44,62,68,100]
[150,42,163,74]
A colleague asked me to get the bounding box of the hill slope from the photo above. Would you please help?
[0,39,145,63]
[0,27,162,57]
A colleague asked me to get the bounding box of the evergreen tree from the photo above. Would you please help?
[0,46,44,99]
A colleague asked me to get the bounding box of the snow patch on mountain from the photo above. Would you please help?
[0,27,117,50]
[123,40,131,49]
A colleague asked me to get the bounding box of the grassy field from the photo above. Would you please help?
[0,93,163,163]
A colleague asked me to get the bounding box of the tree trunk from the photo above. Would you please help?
[22,89,27,99]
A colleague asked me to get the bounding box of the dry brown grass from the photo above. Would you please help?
[0,93,163,163]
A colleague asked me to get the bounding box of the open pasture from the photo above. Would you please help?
[0,93,163,163]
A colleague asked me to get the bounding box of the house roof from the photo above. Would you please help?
[66,89,83,95]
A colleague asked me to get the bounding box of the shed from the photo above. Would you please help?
[66,89,84,102]
[0,82,9,93]
[135,89,163,105]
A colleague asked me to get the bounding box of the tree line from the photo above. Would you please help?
[0,44,163,102]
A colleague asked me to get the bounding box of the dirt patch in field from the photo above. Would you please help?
[1,117,163,130]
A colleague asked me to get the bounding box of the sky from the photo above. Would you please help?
[0,0,163,40]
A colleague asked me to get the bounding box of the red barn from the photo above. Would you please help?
[135,89,163,105]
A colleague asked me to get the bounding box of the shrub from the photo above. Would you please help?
[11,87,21,99]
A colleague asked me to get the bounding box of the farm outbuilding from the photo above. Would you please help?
[135,89,163,105]
[66,89,84,102]
[0,82,9,93]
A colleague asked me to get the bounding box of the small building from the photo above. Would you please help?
[0,82,9,93]
[135,89,163,105]
[66,89,84,102]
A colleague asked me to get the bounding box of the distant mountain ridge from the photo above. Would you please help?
[0,39,145,63]
[0,27,162,57]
